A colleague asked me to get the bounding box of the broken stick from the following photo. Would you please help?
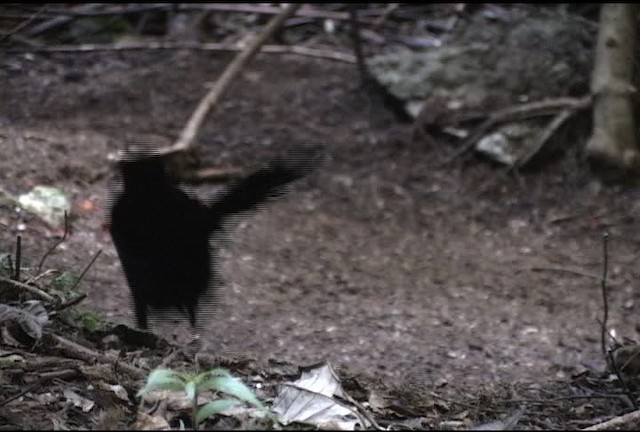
[110,3,301,162]
[162,3,301,158]
[440,95,592,166]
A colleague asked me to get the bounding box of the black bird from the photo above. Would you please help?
[108,145,323,331]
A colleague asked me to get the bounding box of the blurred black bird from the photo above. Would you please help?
[108,144,323,331]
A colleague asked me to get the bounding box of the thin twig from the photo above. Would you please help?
[607,350,638,410]
[53,293,87,313]
[159,348,181,368]
[429,392,506,415]
[3,41,356,63]
[0,380,41,407]
[0,4,48,43]
[372,3,400,29]
[22,3,105,37]
[348,4,370,86]
[595,318,619,349]
[5,255,14,282]
[36,211,69,274]
[615,346,640,375]
[14,235,21,281]
[523,265,602,280]
[6,3,375,23]
[3,3,171,19]
[339,387,385,430]
[69,249,102,292]
[267,44,354,63]
[516,108,574,167]
[600,232,610,357]
[175,3,376,24]
[25,269,59,285]
[447,392,633,407]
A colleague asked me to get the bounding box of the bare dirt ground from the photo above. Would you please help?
[2,7,640,430]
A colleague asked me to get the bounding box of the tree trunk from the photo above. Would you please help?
[586,3,638,175]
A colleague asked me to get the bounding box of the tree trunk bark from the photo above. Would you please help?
[586,3,638,176]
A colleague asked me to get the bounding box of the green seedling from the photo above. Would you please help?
[52,271,77,294]
[137,368,268,429]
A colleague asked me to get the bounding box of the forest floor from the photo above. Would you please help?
[2,4,640,430]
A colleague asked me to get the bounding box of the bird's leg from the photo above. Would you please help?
[133,296,149,330]
[186,305,201,342]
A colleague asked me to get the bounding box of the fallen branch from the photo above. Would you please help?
[159,3,302,157]
[9,3,376,23]
[516,108,573,167]
[45,333,100,363]
[21,356,84,372]
[187,3,368,20]
[583,409,640,430]
[48,333,146,380]
[440,95,592,165]
[0,276,56,303]
[186,3,402,29]
[4,41,356,63]
[2,3,170,19]
[22,3,106,37]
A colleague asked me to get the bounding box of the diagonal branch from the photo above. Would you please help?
[440,95,592,166]
[162,3,302,158]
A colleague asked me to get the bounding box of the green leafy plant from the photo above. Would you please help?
[137,368,268,428]
[52,271,77,294]
[71,310,108,333]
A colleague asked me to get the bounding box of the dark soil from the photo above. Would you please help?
[2,6,640,430]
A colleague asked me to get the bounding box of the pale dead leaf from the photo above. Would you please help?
[17,185,71,228]
[97,381,130,402]
[272,361,367,430]
[63,389,95,413]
